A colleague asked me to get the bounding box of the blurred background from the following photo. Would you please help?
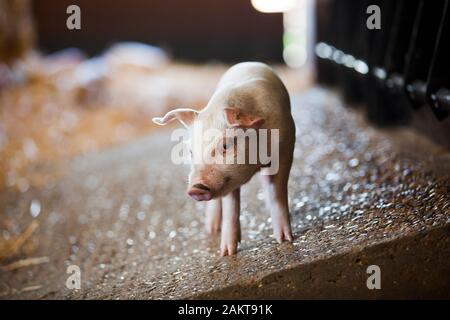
[0,0,314,193]
[1,0,449,202]
[1,0,449,217]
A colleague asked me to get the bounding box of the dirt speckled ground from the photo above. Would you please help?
[1,88,449,299]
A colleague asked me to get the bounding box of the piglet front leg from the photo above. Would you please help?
[260,168,293,243]
[205,198,222,234]
[220,188,241,256]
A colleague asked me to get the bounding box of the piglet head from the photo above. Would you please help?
[152,107,264,201]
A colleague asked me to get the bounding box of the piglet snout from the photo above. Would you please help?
[187,183,212,201]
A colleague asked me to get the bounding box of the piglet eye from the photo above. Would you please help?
[222,138,234,152]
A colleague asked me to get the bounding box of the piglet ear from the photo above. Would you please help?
[223,107,265,129]
[152,108,199,128]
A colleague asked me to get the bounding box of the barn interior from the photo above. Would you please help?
[0,0,449,299]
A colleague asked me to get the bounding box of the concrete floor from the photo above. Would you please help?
[1,88,449,299]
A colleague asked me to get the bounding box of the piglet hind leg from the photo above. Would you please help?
[260,163,293,243]
[205,198,222,234]
[220,188,241,256]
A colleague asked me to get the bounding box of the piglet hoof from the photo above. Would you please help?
[274,226,293,243]
[220,242,238,257]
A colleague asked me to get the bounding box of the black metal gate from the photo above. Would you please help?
[315,0,450,136]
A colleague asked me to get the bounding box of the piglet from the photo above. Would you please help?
[153,62,295,256]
